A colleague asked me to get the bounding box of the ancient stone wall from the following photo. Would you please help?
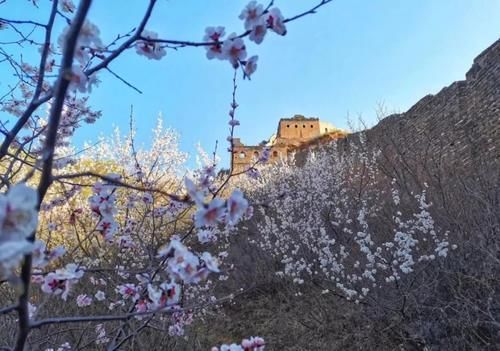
[233,39,500,175]
[277,117,321,140]
[231,115,346,173]
[311,39,500,182]
[363,39,500,173]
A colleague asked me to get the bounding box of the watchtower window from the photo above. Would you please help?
[253,151,259,158]
[295,125,298,128]
[325,128,328,132]
[238,152,246,159]
[310,125,314,128]
[286,124,290,128]
[302,124,306,128]
[273,151,278,158]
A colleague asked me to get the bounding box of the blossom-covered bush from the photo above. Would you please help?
[236,137,452,302]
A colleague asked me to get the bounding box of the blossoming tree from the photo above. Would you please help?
[238,138,453,302]
[0,0,335,349]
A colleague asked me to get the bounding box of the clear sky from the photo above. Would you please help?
[1,0,499,168]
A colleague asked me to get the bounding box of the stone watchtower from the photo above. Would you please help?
[231,115,346,173]
[277,115,322,140]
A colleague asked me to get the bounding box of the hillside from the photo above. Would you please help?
[186,40,500,351]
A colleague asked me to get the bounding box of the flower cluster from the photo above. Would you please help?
[187,178,249,230]
[237,136,453,302]
[39,263,85,300]
[146,280,181,309]
[212,336,265,351]
[0,183,38,279]
[58,19,103,66]
[58,19,103,93]
[158,237,220,284]
[88,178,119,241]
[32,240,65,268]
[136,30,166,60]
[203,1,286,76]
[76,294,92,307]
[45,342,72,351]
[68,65,98,93]
[240,1,286,39]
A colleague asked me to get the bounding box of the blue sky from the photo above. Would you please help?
[1,0,499,168]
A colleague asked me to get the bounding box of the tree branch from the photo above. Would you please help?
[14,1,93,350]
[0,0,59,160]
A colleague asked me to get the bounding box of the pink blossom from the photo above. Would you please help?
[239,1,265,30]
[32,240,65,268]
[0,241,34,277]
[76,294,92,307]
[56,263,84,280]
[201,252,220,273]
[185,177,204,206]
[116,283,140,302]
[166,245,201,283]
[214,337,265,351]
[221,35,247,68]
[117,235,135,248]
[157,236,184,258]
[78,20,103,48]
[0,183,39,277]
[204,26,226,60]
[204,26,226,42]
[147,281,181,308]
[244,55,259,79]
[226,189,249,225]
[41,272,72,300]
[249,19,267,44]
[135,299,148,313]
[142,192,153,204]
[68,65,98,93]
[241,336,265,350]
[96,218,118,241]
[59,20,103,64]
[168,323,185,336]
[136,30,166,60]
[265,8,287,35]
[0,183,38,239]
[194,198,225,228]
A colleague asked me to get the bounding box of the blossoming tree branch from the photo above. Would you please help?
[0,0,335,350]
